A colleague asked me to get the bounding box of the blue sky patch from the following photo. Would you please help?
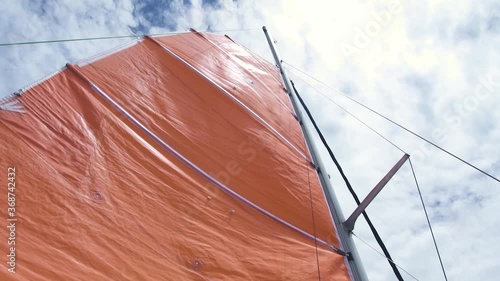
[132,0,192,33]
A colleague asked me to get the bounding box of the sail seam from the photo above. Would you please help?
[65,64,344,256]
[145,36,308,161]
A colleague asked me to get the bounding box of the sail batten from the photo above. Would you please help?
[146,36,308,161]
[71,62,342,253]
[0,31,352,280]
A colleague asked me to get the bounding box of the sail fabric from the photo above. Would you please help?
[0,32,351,280]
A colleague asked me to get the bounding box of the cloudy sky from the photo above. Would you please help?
[1,0,499,280]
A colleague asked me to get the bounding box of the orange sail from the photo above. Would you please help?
[0,31,352,280]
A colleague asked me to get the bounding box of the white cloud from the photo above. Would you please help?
[1,0,499,280]
[0,0,138,95]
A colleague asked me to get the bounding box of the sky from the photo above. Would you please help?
[1,0,499,280]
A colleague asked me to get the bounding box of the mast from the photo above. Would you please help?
[263,26,368,281]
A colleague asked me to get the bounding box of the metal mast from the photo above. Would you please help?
[262,26,368,281]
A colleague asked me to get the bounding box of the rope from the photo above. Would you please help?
[289,73,449,281]
[352,232,419,281]
[290,80,405,281]
[408,159,449,281]
[284,62,500,184]
[306,160,322,280]
[0,28,260,47]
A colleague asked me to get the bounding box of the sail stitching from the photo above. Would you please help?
[146,36,308,161]
[66,64,344,256]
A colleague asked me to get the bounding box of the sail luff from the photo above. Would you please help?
[262,26,369,281]
[0,31,353,280]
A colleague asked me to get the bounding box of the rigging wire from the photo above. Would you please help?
[2,24,452,280]
[0,28,260,47]
[290,71,450,281]
[284,62,500,184]
[290,71,449,281]
[8,27,452,279]
[288,71,406,154]
[290,80,405,281]
[351,232,419,281]
[408,159,449,281]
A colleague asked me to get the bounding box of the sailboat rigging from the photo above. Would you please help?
[1,26,495,281]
